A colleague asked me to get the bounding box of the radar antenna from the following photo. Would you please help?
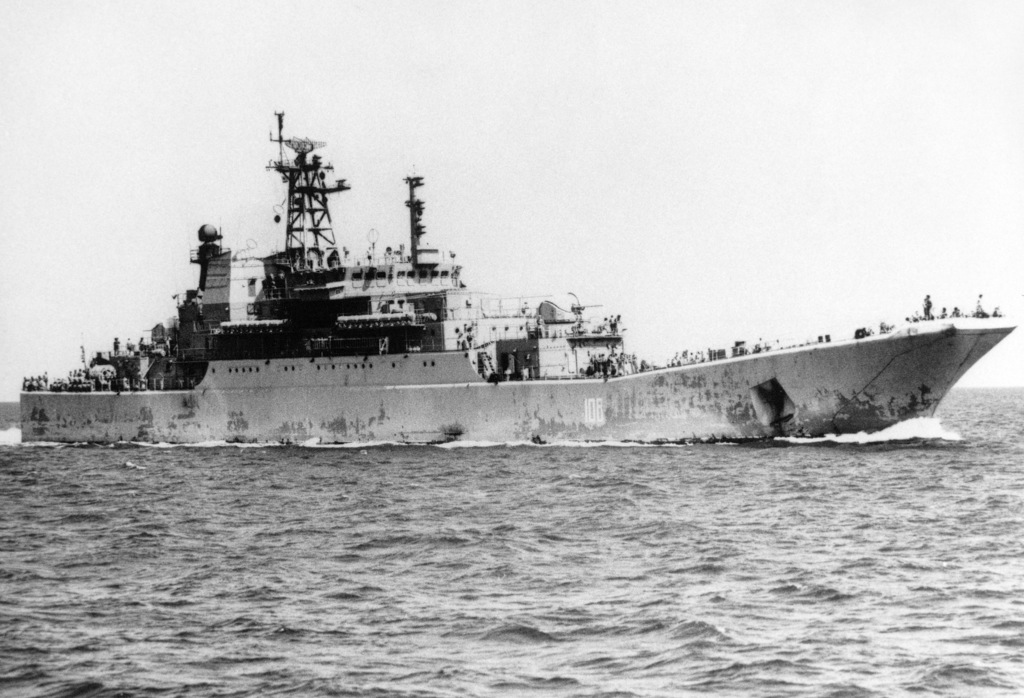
[284,137,326,155]
[268,112,350,270]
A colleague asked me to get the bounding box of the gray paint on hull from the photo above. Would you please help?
[20,323,1014,443]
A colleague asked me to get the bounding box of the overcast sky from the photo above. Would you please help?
[1,0,1022,401]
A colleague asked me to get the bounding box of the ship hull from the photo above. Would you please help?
[20,320,1014,444]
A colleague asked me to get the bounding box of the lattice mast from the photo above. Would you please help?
[405,176,426,265]
[268,112,350,267]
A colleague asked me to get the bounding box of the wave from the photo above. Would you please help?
[132,440,286,449]
[438,439,683,449]
[305,439,404,449]
[481,623,559,644]
[776,418,961,445]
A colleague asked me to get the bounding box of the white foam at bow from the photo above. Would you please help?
[777,417,961,444]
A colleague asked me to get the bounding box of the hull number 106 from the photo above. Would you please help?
[584,398,605,426]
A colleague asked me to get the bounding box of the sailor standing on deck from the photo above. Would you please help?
[923,295,933,321]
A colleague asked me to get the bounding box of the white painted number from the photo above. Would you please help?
[584,398,605,426]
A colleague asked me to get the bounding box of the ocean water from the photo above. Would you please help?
[1,388,1023,697]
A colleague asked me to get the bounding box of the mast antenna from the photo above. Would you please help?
[273,111,285,165]
[405,176,426,265]
[267,113,350,270]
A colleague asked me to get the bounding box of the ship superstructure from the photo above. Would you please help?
[174,115,624,385]
[19,116,1015,444]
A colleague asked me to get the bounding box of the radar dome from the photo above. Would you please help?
[198,224,221,242]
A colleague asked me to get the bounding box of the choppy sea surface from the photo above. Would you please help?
[1,388,1023,697]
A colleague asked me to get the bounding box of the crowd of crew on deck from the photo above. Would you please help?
[22,333,183,393]
[580,351,641,379]
[910,294,1002,323]
[23,365,142,393]
[21,374,49,392]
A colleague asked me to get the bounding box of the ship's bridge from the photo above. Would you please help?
[261,249,463,303]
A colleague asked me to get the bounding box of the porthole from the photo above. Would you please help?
[431,361,435,366]
[392,362,396,368]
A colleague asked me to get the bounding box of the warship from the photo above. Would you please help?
[20,115,1015,444]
